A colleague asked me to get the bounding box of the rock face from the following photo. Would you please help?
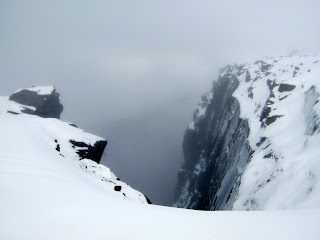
[174,67,252,210]
[174,55,320,210]
[69,140,108,164]
[9,86,63,119]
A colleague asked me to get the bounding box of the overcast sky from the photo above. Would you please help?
[1,0,320,129]
[1,0,320,205]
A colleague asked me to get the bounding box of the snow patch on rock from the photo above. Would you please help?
[15,86,55,95]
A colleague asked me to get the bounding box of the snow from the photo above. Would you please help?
[14,86,55,95]
[0,96,36,114]
[0,97,148,206]
[187,121,195,130]
[229,55,320,210]
[1,82,320,239]
[195,92,213,121]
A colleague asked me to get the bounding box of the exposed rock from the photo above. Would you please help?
[7,111,20,115]
[174,69,252,210]
[174,55,320,211]
[278,83,296,92]
[9,86,63,119]
[144,195,152,204]
[69,139,108,164]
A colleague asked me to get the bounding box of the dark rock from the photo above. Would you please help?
[256,137,267,147]
[260,106,272,124]
[7,111,20,115]
[55,144,60,152]
[261,62,272,72]
[9,87,63,119]
[174,66,252,210]
[259,80,280,127]
[69,139,107,164]
[245,70,251,83]
[279,95,288,101]
[144,195,152,204]
[278,84,296,92]
[248,86,254,99]
[114,185,122,191]
[293,66,300,77]
[265,115,283,126]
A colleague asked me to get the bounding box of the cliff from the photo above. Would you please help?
[174,55,320,210]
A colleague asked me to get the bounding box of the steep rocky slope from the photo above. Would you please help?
[174,55,320,210]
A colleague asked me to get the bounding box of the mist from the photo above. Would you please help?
[1,0,320,205]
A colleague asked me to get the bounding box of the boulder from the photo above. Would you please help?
[9,86,63,119]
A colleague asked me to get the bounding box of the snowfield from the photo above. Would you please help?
[1,84,320,239]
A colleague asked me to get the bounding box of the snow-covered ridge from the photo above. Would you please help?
[175,55,320,211]
[0,88,149,206]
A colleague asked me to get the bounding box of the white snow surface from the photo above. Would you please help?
[14,86,55,95]
[1,84,320,239]
[229,55,320,210]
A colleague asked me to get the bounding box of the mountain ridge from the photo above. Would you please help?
[0,86,150,205]
[175,55,320,210]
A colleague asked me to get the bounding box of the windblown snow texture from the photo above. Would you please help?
[175,55,320,210]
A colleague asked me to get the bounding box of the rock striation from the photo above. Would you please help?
[174,55,320,210]
[174,67,252,210]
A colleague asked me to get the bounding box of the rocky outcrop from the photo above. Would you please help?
[69,140,108,164]
[175,55,320,211]
[9,86,63,119]
[1,91,152,208]
[8,86,107,165]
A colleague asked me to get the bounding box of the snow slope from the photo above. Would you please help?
[1,88,320,239]
[230,55,320,210]
[0,95,149,208]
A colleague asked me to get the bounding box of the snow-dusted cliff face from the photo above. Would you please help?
[175,55,320,210]
[0,87,150,207]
